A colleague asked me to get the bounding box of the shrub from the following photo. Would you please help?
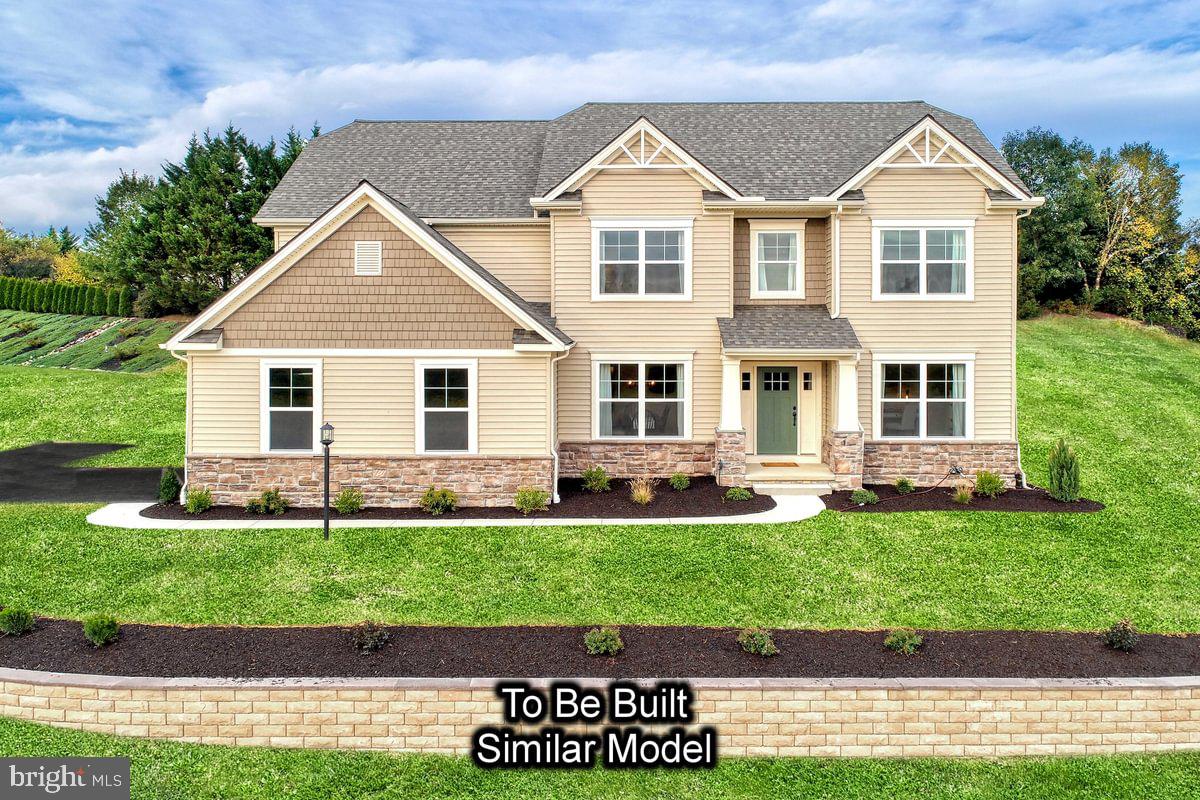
[351,621,390,653]
[82,614,119,647]
[737,628,779,657]
[724,486,753,502]
[883,628,923,655]
[850,488,878,505]
[13,320,37,334]
[110,343,142,362]
[584,626,624,656]
[245,488,289,515]
[668,472,690,491]
[419,486,458,516]
[184,487,213,514]
[952,478,974,505]
[157,468,181,503]
[1102,619,1139,652]
[1048,438,1081,502]
[0,607,34,637]
[894,477,915,495]
[333,488,364,515]
[21,337,45,350]
[974,470,1006,499]
[514,486,549,515]
[581,465,611,493]
[629,476,656,505]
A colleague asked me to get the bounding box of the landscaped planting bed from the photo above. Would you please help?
[827,483,1104,513]
[140,476,774,520]
[1,618,1195,678]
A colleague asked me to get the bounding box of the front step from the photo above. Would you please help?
[751,481,834,497]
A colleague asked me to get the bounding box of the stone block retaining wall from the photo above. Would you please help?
[186,455,553,508]
[557,441,715,479]
[3,670,1198,758]
[863,441,1022,487]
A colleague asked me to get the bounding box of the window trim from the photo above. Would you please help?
[590,353,692,441]
[748,219,806,299]
[871,219,975,301]
[871,353,975,441]
[414,359,478,455]
[353,240,382,276]
[590,218,694,301]
[259,359,323,455]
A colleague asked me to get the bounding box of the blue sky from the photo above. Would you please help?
[1,0,1199,233]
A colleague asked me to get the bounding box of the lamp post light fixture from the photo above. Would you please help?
[320,422,335,540]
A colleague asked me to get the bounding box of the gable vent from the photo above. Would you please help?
[354,241,383,275]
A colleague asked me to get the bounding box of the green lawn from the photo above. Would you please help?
[4,716,1199,799]
[0,315,1197,632]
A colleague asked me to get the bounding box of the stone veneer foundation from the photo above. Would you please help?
[863,441,1023,487]
[557,441,715,478]
[3,670,1199,758]
[714,430,747,487]
[185,455,553,508]
[822,430,865,490]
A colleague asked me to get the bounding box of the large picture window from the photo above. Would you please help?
[749,220,806,299]
[416,361,477,454]
[873,220,974,300]
[592,219,692,299]
[260,361,321,453]
[876,358,972,439]
[595,360,688,439]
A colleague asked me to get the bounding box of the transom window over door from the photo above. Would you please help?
[592,219,693,299]
[873,220,974,300]
[416,361,477,454]
[749,220,806,299]
[261,362,320,453]
[877,359,972,439]
[596,360,688,439]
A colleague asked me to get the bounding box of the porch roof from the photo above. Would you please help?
[717,305,861,352]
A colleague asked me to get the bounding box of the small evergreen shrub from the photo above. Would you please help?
[974,470,1006,499]
[419,486,458,515]
[629,476,656,505]
[668,472,691,491]
[1102,619,1139,652]
[245,488,289,515]
[581,465,611,493]
[851,488,879,505]
[514,486,549,515]
[157,468,181,502]
[21,337,45,350]
[333,488,364,515]
[184,487,213,515]
[724,486,753,502]
[584,626,624,656]
[883,628,923,655]
[0,607,34,637]
[737,628,779,657]
[1048,438,1081,502]
[894,477,915,495]
[952,478,974,505]
[13,320,36,334]
[82,614,119,647]
[351,621,391,653]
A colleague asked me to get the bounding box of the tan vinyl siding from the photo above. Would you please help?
[436,225,551,302]
[840,168,1018,440]
[733,218,829,305]
[552,169,732,442]
[272,225,306,250]
[189,354,549,456]
[219,206,518,349]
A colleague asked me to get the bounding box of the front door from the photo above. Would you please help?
[756,367,797,455]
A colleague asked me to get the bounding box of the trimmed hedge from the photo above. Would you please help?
[0,277,127,318]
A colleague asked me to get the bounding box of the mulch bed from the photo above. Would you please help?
[141,476,774,521]
[826,483,1104,513]
[1,620,1195,678]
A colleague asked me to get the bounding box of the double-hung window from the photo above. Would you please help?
[592,219,692,299]
[875,357,973,439]
[261,361,321,453]
[749,220,806,298]
[872,220,974,300]
[416,361,477,454]
[595,360,689,439]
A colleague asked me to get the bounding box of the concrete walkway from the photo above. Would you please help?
[86,494,826,530]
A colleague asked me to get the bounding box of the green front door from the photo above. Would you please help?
[756,367,798,455]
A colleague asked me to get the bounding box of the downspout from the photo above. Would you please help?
[169,349,189,503]
[831,204,843,318]
[549,348,572,503]
[1013,207,1033,488]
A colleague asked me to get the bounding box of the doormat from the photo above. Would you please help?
[761,461,800,468]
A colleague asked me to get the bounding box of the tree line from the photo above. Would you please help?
[0,276,130,316]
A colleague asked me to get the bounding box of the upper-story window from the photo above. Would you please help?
[872,219,974,301]
[749,220,806,299]
[591,218,693,300]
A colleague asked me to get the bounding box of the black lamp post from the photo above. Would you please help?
[320,422,335,540]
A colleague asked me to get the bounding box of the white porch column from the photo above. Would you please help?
[835,359,861,432]
[718,357,744,431]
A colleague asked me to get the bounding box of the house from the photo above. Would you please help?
[164,102,1043,507]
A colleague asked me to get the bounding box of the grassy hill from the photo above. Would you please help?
[0,309,180,372]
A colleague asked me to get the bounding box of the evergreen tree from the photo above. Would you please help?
[105,288,119,316]
[117,287,133,316]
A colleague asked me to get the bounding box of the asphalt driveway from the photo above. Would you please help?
[0,442,163,502]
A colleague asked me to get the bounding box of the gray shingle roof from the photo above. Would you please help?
[257,102,1027,220]
[718,305,861,351]
[180,328,223,344]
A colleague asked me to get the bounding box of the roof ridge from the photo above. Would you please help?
[348,118,547,124]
